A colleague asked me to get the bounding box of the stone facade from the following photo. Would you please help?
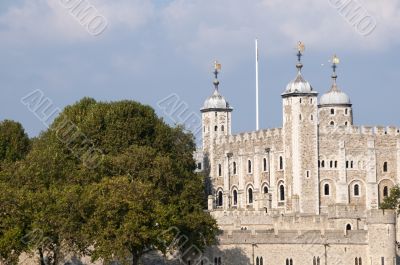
[194,54,400,265]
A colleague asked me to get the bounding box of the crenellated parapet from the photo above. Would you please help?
[366,209,396,225]
[319,125,400,137]
[215,128,283,146]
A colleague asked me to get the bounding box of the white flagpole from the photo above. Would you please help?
[255,39,260,131]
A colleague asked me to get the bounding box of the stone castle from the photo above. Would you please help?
[194,44,400,265]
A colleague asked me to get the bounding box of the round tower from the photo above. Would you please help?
[318,55,353,128]
[201,61,233,151]
[281,42,319,214]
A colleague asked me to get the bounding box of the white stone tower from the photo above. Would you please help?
[201,61,233,152]
[281,42,319,214]
[318,55,353,127]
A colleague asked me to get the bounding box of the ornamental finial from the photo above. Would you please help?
[213,60,221,90]
[331,54,340,86]
[296,41,305,72]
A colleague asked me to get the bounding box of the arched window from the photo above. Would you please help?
[335,161,338,168]
[248,160,252,173]
[279,156,283,170]
[358,257,362,265]
[217,191,223,207]
[286,259,289,265]
[346,224,352,231]
[214,126,218,131]
[330,161,333,168]
[317,257,320,265]
[355,257,358,265]
[330,121,335,126]
[248,188,253,204]
[383,186,389,197]
[264,186,269,194]
[383,162,388,172]
[313,257,317,265]
[218,164,222,177]
[233,190,238,206]
[345,122,348,126]
[221,125,224,131]
[256,257,259,265]
[263,158,267,171]
[214,258,217,265]
[290,259,293,265]
[354,184,360,196]
[260,257,263,265]
[218,257,221,265]
[324,183,330,196]
[279,184,285,201]
[233,162,237,175]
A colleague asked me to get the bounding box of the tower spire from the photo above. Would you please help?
[330,54,340,91]
[296,41,305,73]
[213,60,221,90]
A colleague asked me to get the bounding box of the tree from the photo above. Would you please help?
[1,98,217,265]
[0,120,30,162]
[380,185,400,211]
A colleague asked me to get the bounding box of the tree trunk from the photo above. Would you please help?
[132,254,140,265]
[38,248,46,265]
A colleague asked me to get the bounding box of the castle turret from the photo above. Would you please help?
[318,55,353,127]
[201,61,233,151]
[281,42,319,214]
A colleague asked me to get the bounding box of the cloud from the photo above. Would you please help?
[0,0,155,44]
[161,0,400,60]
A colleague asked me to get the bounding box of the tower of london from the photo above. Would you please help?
[195,44,400,265]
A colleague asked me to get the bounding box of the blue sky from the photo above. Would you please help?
[0,0,399,142]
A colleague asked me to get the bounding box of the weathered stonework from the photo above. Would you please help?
[194,58,400,265]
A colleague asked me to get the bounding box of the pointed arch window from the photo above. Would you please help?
[263,186,269,194]
[233,190,238,206]
[248,188,253,204]
[279,184,285,201]
[217,191,223,207]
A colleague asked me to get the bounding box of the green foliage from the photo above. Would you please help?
[0,120,30,162]
[380,185,400,211]
[0,98,217,265]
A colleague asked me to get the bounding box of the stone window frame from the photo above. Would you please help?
[248,159,253,174]
[246,184,254,205]
[261,182,270,194]
[231,187,238,207]
[216,188,224,207]
[278,181,285,202]
[233,161,237,175]
[352,182,361,197]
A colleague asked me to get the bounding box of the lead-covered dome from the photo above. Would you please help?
[319,85,351,106]
[201,89,232,110]
[284,72,314,94]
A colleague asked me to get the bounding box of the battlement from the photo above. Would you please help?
[366,209,396,224]
[215,128,283,145]
[328,204,367,219]
[319,125,400,137]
